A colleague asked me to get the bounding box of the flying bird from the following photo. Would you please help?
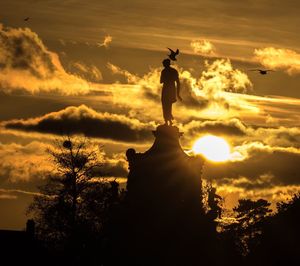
[250,69,274,75]
[167,48,179,61]
[24,17,30,21]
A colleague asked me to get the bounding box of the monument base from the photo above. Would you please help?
[107,125,220,266]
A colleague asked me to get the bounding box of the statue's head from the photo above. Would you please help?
[162,58,171,68]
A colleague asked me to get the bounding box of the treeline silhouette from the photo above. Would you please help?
[18,137,300,266]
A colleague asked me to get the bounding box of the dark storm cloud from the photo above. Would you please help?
[100,161,128,177]
[183,117,300,149]
[204,144,300,187]
[184,118,248,137]
[253,128,300,148]
[92,155,128,178]
[3,105,154,142]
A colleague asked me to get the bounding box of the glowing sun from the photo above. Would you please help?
[192,135,231,162]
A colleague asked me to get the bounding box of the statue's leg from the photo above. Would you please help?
[167,102,172,120]
[162,101,168,124]
[162,100,172,124]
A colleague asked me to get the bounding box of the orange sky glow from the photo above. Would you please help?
[0,0,300,229]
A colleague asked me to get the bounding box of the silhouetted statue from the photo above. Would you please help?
[160,59,181,125]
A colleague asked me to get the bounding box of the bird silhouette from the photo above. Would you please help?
[167,48,179,61]
[250,69,274,75]
[24,17,30,21]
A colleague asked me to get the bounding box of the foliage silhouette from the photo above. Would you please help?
[224,198,272,256]
[27,137,122,265]
[207,184,223,220]
[250,194,300,265]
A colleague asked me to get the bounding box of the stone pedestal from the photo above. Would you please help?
[126,125,204,215]
[114,125,208,265]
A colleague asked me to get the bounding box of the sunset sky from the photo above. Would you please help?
[1,0,300,229]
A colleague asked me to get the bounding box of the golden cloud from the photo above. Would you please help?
[254,47,300,75]
[107,59,254,122]
[217,182,300,210]
[190,39,216,56]
[0,24,94,95]
[0,141,52,183]
[0,188,42,198]
[97,35,112,48]
[71,62,103,82]
[251,127,300,148]
[0,193,18,200]
[0,138,130,186]
[107,62,140,84]
[198,59,252,95]
[105,60,300,126]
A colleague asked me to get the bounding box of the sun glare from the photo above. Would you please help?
[192,135,231,162]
